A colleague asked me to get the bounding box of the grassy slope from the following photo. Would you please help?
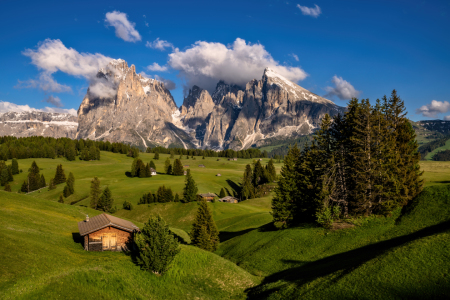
[0,191,258,300]
[425,139,450,160]
[217,184,450,299]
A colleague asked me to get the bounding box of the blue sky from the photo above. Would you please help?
[0,0,449,121]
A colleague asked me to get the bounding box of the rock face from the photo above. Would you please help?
[77,59,344,150]
[0,111,77,138]
[77,59,193,148]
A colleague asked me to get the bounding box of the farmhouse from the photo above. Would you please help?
[219,196,239,203]
[184,165,190,168]
[198,193,216,202]
[78,214,139,251]
[198,164,205,168]
[228,158,238,161]
[216,173,221,177]
[150,168,157,176]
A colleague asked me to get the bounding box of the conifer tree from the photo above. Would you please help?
[172,159,184,176]
[40,174,46,188]
[7,165,13,182]
[219,188,226,198]
[48,178,56,191]
[157,185,167,203]
[150,160,156,170]
[167,164,173,175]
[27,161,41,191]
[99,187,114,211]
[145,163,151,177]
[266,159,277,182]
[170,151,175,159]
[131,158,138,177]
[135,216,180,275]
[58,194,64,203]
[154,152,159,160]
[190,199,220,251]
[53,164,66,184]
[63,185,71,198]
[4,182,11,192]
[165,188,174,202]
[90,177,101,210]
[241,164,254,200]
[253,160,265,186]
[164,158,171,174]
[174,193,180,202]
[0,168,8,186]
[21,180,28,193]
[182,169,198,202]
[11,158,19,175]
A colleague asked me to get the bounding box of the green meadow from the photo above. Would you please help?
[1,151,449,299]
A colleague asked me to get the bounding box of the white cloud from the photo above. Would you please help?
[145,21,149,27]
[15,72,72,93]
[0,101,77,116]
[146,38,174,51]
[416,100,450,118]
[297,4,322,17]
[290,53,299,61]
[147,62,169,72]
[22,39,116,98]
[168,38,307,92]
[43,95,63,107]
[325,75,360,100]
[105,11,141,42]
[138,72,176,91]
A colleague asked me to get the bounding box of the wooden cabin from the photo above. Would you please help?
[184,165,190,168]
[218,196,239,203]
[216,173,221,177]
[227,158,238,161]
[198,164,205,168]
[78,214,139,251]
[198,193,216,202]
[150,168,157,176]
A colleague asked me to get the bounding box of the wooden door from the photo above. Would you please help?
[102,234,110,250]
[110,234,117,251]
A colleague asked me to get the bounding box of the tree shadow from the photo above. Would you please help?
[219,228,256,242]
[125,171,132,177]
[226,179,242,198]
[246,220,450,299]
[72,232,83,248]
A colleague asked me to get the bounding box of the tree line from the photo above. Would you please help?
[272,91,423,228]
[240,159,277,200]
[146,146,267,159]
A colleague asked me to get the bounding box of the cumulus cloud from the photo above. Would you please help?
[15,72,72,93]
[105,11,141,42]
[88,77,118,98]
[42,95,63,107]
[147,62,169,72]
[297,4,322,17]
[146,38,174,51]
[290,53,299,61]
[168,38,307,92]
[0,101,77,116]
[416,100,450,118]
[22,39,116,98]
[138,72,176,90]
[325,75,360,100]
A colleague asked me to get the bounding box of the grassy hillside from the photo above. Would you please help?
[0,191,259,300]
[216,184,450,299]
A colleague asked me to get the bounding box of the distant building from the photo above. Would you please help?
[228,158,238,161]
[218,196,239,203]
[216,173,221,177]
[198,193,216,202]
[78,214,139,251]
[184,170,187,175]
[150,168,157,176]
[258,158,263,161]
[183,165,190,168]
[198,164,205,168]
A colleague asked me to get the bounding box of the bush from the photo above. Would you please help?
[123,201,133,210]
[135,216,180,275]
[316,206,341,228]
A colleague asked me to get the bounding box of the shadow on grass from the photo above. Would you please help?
[246,219,450,299]
[125,171,132,177]
[72,232,83,247]
[226,179,241,198]
[219,228,256,243]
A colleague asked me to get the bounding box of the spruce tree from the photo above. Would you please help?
[63,185,71,198]
[266,159,277,182]
[164,158,171,174]
[27,161,41,191]
[150,160,156,170]
[253,160,265,186]
[174,193,180,202]
[7,165,13,182]
[172,159,184,176]
[90,177,101,210]
[189,199,220,251]
[219,188,226,198]
[182,169,198,202]
[99,187,114,212]
[157,185,167,203]
[165,188,174,202]
[135,216,180,275]
[0,168,8,186]
[48,178,56,191]
[58,194,64,203]
[154,152,159,160]
[145,163,151,177]
[11,158,19,175]
[40,174,46,188]
[4,182,11,192]
[67,172,75,194]
[241,164,254,200]
[54,164,66,184]
[21,180,28,193]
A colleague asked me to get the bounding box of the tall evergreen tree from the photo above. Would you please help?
[174,193,180,202]
[164,158,171,174]
[11,158,19,175]
[172,159,184,176]
[53,164,66,184]
[58,194,64,203]
[266,159,277,182]
[241,164,254,200]
[4,182,11,192]
[40,174,46,188]
[48,178,56,191]
[135,216,180,275]
[189,199,220,251]
[1,168,9,186]
[182,169,198,202]
[90,177,101,210]
[21,180,28,193]
[27,161,41,191]
[99,187,114,211]
[154,152,160,160]
[150,160,156,170]
[253,160,264,186]
[219,188,226,198]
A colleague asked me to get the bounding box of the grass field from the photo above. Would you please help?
[1,151,450,299]
[424,138,450,160]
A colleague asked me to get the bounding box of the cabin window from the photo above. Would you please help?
[102,233,118,250]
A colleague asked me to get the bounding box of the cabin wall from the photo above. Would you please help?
[87,227,133,251]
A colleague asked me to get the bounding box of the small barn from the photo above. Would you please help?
[184,165,190,168]
[219,196,239,203]
[150,168,157,176]
[198,164,205,168]
[227,158,238,161]
[216,173,221,177]
[78,214,139,251]
[198,193,216,202]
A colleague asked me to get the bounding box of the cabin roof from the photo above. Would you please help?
[78,213,139,236]
[150,167,156,172]
[199,193,216,198]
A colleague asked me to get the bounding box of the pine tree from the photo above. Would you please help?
[170,151,175,159]
[219,188,226,198]
[48,178,56,191]
[189,199,220,251]
[7,165,13,182]
[154,152,160,160]
[241,164,254,200]
[164,158,171,174]
[4,182,11,192]
[150,160,156,170]
[66,145,76,161]
[0,168,8,186]
[145,163,151,177]
[166,188,174,202]
[266,159,277,182]
[40,174,46,188]
[63,185,71,198]
[99,187,114,211]
[90,177,101,209]
[27,161,41,191]
[253,160,265,186]
[54,164,66,184]
[174,193,180,202]
[172,159,184,176]
[167,164,173,175]
[58,194,64,203]
[157,185,167,203]
[135,216,180,275]
[182,169,198,202]
[11,158,19,175]
[272,145,300,229]
[67,172,75,194]
[131,158,138,177]
[21,180,28,193]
